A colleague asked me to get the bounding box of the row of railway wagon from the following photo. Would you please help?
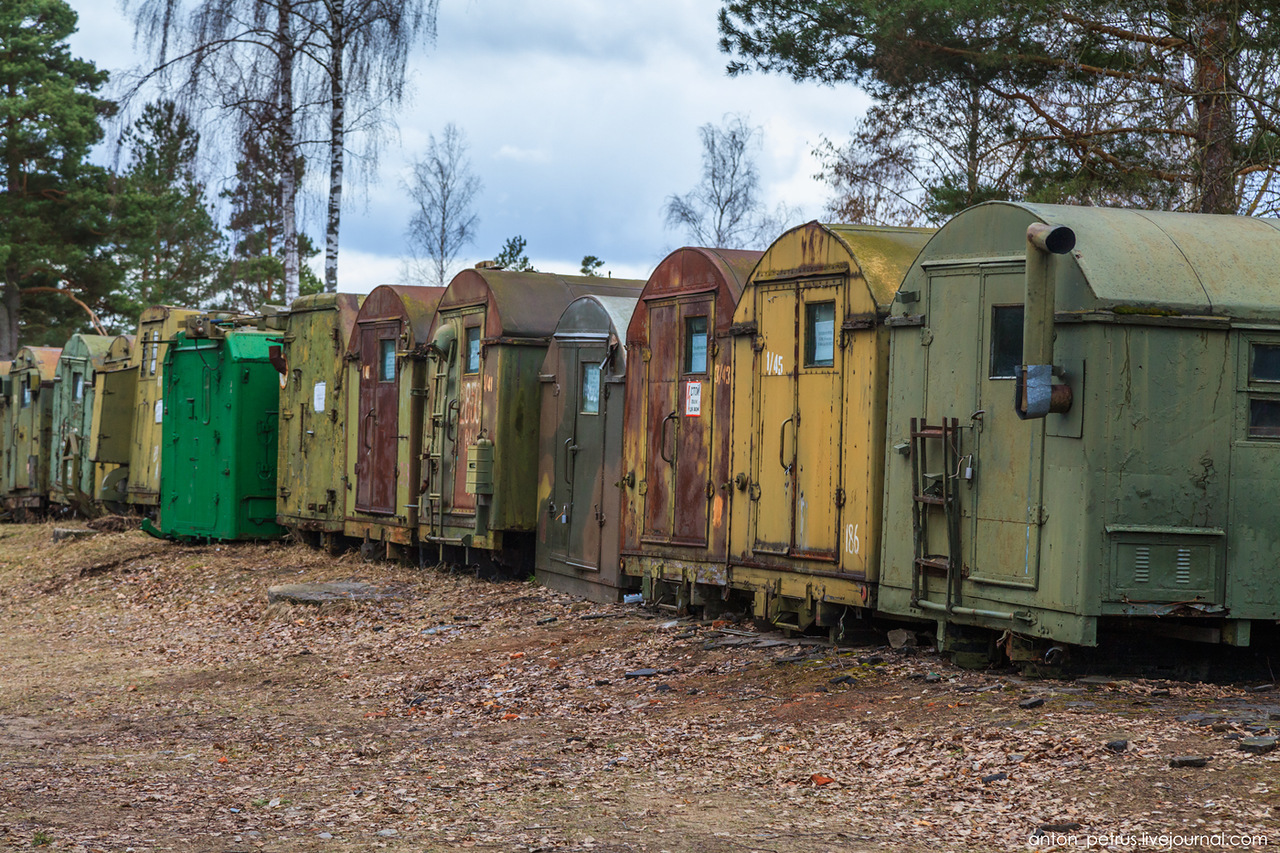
[4,200,1280,664]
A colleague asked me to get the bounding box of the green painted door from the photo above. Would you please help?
[970,268,1043,586]
[566,345,607,569]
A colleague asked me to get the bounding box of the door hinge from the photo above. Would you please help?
[1028,504,1048,525]
[705,480,715,499]
[835,488,845,508]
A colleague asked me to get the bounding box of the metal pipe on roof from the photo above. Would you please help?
[1017,222,1076,420]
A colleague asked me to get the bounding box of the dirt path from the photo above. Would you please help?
[0,523,1277,851]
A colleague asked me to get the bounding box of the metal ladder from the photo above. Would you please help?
[909,417,963,611]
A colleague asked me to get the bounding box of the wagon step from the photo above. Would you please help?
[915,555,951,575]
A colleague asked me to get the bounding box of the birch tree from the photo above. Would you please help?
[403,123,481,288]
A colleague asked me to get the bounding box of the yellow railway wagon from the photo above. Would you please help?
[725,222,932,634]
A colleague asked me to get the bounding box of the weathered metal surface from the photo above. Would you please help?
[342,285,446,546]
[619,248,762,591]
[276,293,363,535]
[88,334,137,505]
[125,306,201,509]
[159,327,284,541]
[4,346,62,509]
[536,294,639,601]
[422,268,644,566]
[725,222,932,624]
[0,361,10,498]
[878,200,1280,648]
[48,334,114,511]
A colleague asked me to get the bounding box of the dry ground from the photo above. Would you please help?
[0,522,1278,852]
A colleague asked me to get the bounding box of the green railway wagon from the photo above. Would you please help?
[0,361,11,498]
[49,334,115,513]
[342,285,446,559]
[158,323,284,541]
[87,334,136,508]
[275,292,363,548]
[127,306,202,512]
[5,347,61,513]
[420,268,644,572]
[536,294,639,601]
[879,201,1280,655]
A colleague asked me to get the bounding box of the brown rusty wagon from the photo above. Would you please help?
[618,247,762,611]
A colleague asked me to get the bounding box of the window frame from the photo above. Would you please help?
[988,303,1026,380]
[803,301,837,368]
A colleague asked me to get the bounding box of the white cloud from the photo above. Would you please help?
[68,0,875,287]
[494,145,551,164]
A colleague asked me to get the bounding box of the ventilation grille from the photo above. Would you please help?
[1176,548,1192,585]
[1133,547,1150,584]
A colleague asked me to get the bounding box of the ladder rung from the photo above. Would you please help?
[914,494,947,505]
[911,428,947,438]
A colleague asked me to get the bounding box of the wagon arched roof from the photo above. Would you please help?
[748,222,934,311]
[347,285,446,354]
[440,269,645,339]
[629,247,762,342]
[59,334,115,368]
[915,201,1280,321]
[13,347,62,381]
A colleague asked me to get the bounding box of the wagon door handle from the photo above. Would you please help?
[659,410,677,464]
[564,437,578,485]
[446,398,460,441]
[363,408,375,449]
[779,416,794,472]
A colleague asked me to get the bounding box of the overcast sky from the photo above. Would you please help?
[68,0,869,291]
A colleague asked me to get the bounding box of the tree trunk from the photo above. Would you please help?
[324,1,345,294]
[1194,2,1236,214]
[279,0,300,304]
[0,271,18,361]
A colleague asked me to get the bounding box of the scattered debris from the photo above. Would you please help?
[1169,756,1210,768]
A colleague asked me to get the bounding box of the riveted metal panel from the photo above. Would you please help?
[535,295,639,601]
[89,335,137,473]
[878,202,1280,649]
[49,334,114,512]
[343,285,446,546]
[276,293,363,534]
[620,247,762,587]
[4,346,61,510]
[423,269,643,568]
[159,328,285,541]
[126,306,202,509]
[725,222,932,618]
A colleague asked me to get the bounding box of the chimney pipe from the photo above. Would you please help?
[1016,222,1075,419]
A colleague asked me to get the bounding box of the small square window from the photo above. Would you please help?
[1249,397,1280,438]
[379,339,396,381]
[72,372,84,401]
[804,302,835,367]
[465,327,482,373]
[989,305,1024,379]
[581,365,601,414]
[21,385,31,409]
[149,331,159,376]
[1251,344,1280,382]
[684,316,708,374]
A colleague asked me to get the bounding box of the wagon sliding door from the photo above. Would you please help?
[355,321,401,514]
[751,282,798,555]
[640,302,678,543]
[793,282,843,561]
[750,278,844,561]
[565,346,607,570]
[640,298,715,548]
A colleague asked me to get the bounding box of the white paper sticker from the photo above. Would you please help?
[154,399,163,424]
[313,381,326,412]
[814,317,835,362]
[685,380,702,417]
